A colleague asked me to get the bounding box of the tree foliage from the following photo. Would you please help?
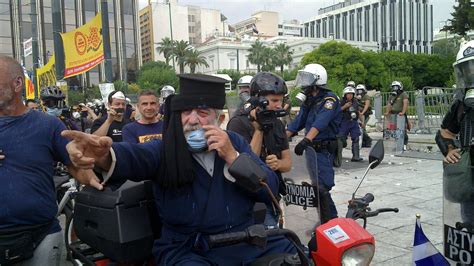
[186,49,209,73]
[173,40,192,74]
[136,61,178,93]
[248,40,265,72]
[273,43,293,73]
[300,41,454,92]
[442,0,474,37]
[157,37,175,65]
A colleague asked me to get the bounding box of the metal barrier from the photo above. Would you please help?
[372,87,456,134]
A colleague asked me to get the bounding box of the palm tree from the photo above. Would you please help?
[247,39,265,72]
[273,43,293,73]
[157,37,175,65]
[185,49,209,74]
[173,40,191,73]
[261,47,275,72]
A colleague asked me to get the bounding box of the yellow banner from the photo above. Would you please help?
[61,13,104,78]
[36,54,56,91]
[25,75,35,99]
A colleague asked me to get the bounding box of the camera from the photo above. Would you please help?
[245,96,286,132]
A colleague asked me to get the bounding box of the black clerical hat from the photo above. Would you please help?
[171,74,227,111]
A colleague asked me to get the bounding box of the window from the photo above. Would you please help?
[230,58,235,69]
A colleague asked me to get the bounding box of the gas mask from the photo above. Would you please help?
[185,128,208,153]
[239,91,251,103]
[296,86,314,103]
[464,89,474,108]
[391,86,401,96]
[45,107,62,117]
[72,111,81,119]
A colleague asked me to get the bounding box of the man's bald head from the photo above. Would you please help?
[0,56,25,115]
[0,56,23,81]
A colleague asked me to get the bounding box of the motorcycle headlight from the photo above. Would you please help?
[342,243,375,266]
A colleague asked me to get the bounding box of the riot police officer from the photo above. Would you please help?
[158,85,175,120]
[356,84,373,147]
[232,75,254,117]
[347,80,356,88]
[339,86,363,162]
[385,81,410,149]
[436,40,474,228]
[227,72,291,228]
[286,63,342,219]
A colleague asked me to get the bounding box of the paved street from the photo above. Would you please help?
[284,132,445,265]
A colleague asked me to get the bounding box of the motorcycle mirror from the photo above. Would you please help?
[368,140,384,169]
[228,153,267,193]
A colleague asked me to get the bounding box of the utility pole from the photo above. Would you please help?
[30,0,40,99]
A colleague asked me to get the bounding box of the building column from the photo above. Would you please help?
[346,12,350,41]
[361,8,365,42]
[377,3,382,49]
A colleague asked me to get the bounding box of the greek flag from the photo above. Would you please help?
[412,217,449,266]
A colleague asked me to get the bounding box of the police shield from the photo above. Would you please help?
[282,146,332,224]
[443,157,474,265]
[225,94,242,118]
[383,114,406,154]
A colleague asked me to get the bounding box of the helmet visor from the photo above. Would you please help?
[42,98,64,108]
[455,60,474,89]
[161,89,174,99]
[391,85,401,91]
[295,71,318,88]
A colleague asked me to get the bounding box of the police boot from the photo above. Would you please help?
[351,141,363,162]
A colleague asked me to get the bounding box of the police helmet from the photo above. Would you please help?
[453,40,474,89]
[391,81,403,91]
[295,64,328,89]
[161,85,175,99]
[356,84,367,94]
[343,86,356,96]
[237,75,253,87]
[347,81,356,88]
[250,72,287,96]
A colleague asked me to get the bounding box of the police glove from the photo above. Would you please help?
[295,137,311,156]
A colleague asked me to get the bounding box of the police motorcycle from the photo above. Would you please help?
[439,40,474,265]
[206,139,399,265]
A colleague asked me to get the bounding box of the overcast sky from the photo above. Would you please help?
[140,0,455,31]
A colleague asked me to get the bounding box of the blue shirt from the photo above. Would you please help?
[0,110,70,232]
[121,120,163,144]
[288,90,342,141]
